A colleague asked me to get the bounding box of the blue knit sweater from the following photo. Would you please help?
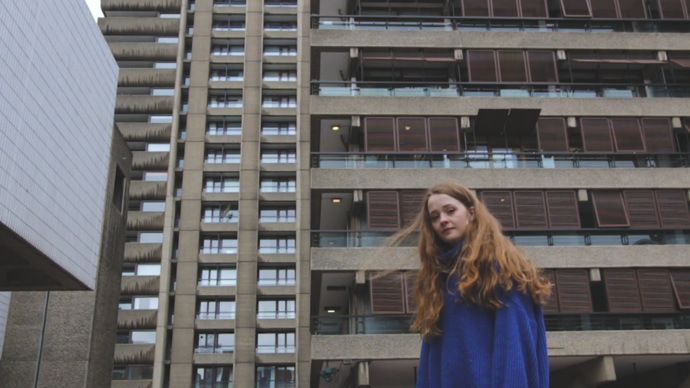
[416,244,549,388]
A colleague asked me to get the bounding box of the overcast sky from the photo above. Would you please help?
[84,0,104,20]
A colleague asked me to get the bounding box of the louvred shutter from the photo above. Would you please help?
[637,269,676,312]
[670,270,690,309]
[658,0,687,19]
[463,0,491,16]
[428,118,461,152]
[527,51,559,83]
[604,269,642,312]
[365,117,396,152]
[545,191,581,229]
[537,118,569,152]
[493,0,520,17]
[370,272,405,314]
[591,191,630,227]
[520,0,549,17]
[367,191,400,230]
[655,190,690,228]
[581,118,614,152]
[641,118,675,153]
[611,118,645,152]
[556,270,593,313]
[481,191,516,229]
[404,272,418,313]
[396,118,428,152]
[400,190,426,228]
[542,270,560,313]
[514,191,548,229]
[560,0,593,17]
[468,50,498,82]
[498,50,528,83]
[623,190,660,228]
[591,0,618,18]
[617,0,647,18]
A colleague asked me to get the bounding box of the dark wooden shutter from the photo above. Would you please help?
[365,117,396,152]
[581,118,614,152]
[370,272,405,314]
[637,269,677,312]
[367,191,400,230]
[658,0,687,19]
[556,270,593,313]
[670,270,690,309]
[537,118,569,152]
[527,51,559,83]
[514,191,548,229]
[396,118,427,152]
[655,190,690,228]
[641,118,675,152]
[542,270,560,313]
[617,0,647,18]
[404,272,418,314]
[545,191,581,229]
[591,191,630,227]
[428,118,461,152]
[591,0,618,18]
[498,50,528,83]
[623,190,660,228]
[560,0,593,17]
[604,269,642,312]
[400,190,426,228]
[611,118,645,152]
[521,0,549,17]
[463,0,491,16]
[492,0,520,17]
[481,191,516,229]
[468,50,498,82]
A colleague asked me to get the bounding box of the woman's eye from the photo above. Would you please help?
[447,209,455,215]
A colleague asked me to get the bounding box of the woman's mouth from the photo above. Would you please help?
[443,228,454,234]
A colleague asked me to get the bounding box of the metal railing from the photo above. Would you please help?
[256,345,296,353]
[312,229,690,248]
[197,312,236,320]
[311,152,690,170]
[311,15,690,33]
[198,279,237,287]
[257,311,296,319]
[194,345,235,354]
[311,81,690,99]
[192,382,233,388]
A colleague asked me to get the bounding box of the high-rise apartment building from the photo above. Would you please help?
[98,0,690,387]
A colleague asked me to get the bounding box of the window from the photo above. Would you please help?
[257,332,295,353]
[260,178,296,192]
[208,118,242,136]
[467,50,558,83]
[215,0,246,5]
[259,238,296,254]
[143,172,168,181]
[141,201,166,212]
[154,62,177,69]
[196,333,235,354]
[209,92,243,108]
[210,66,244,82]
[201,236,238,254]
[157,37,179,43]
[123,264,161,276]
[146,143,171,152]
[151,88,175,96]
[139,232,164,243]
[112,366,154,380]
[264,46,297,56]
[205,147,241,164]
[212,43,245,56]
[116,330,156,344]
[204,176,240,193]
[257,300,296,319]
[259,208,296,223]
[112,166,126,213]
[262,121,296,135]
[195,366,233,387]
[212,15,246,31]
[256,366,295,388]
[202,205,238,223]
[150,115,173,123]
[264,0,297,6]
[264,22,297,31]
[122,266,135,277]
[133,297,159,310]
[199,266,237,286]
[198,299,236,319]
[258,268,296,286]
[159,13,181,18]
[263,70,297,82]
[261,150,296,163]
[262,96,296,108]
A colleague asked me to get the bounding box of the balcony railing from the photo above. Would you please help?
[257,311,296,319]
[256,345,296,353]
[312,152,690,170]
[311,15,690,33]
[312,229,690,248]
[192,382,233,388]
[197,312,236,320]
[194,345,235,354]
[311,81,690,99]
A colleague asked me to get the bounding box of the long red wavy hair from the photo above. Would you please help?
[384,181,551,338]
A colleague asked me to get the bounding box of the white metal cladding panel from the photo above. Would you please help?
[0,0,118,289]
[0,292,9,359]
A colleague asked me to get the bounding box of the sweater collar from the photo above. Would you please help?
[439,240,465,269]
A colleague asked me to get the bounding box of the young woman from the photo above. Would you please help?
[388,181,550,388]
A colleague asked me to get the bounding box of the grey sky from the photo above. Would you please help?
[84,0,104,20]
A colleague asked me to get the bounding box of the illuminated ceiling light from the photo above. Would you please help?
[500,198,505,202]
[331,125,340,131]
[404,126,411,131]
[332,198,341,203]
[327,310,336,313]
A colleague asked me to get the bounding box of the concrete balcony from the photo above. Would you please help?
[192,352,234,364]
[129,181,167,200]
[199,223,239,233]
[311,246,690,271]
[111,381,152,388]
[131,151,170,170]
[108,42,178,61]
[121,276,160,295]
[195,319,236,330]
[124,243,163,263]
[115,95,174,114]
[127,211,165,231]
[117,309,158,330]
[101,0,181,12]
[113,344,156,365]
[197,286,236,297]
[118,69,176,87]
[211,30,245,39]
[310,168,690,190]
[201,192,240,202]
[118,123,172,142]
[99,17,179,36]
[256,353,295,364]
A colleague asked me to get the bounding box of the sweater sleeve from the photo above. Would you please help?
[490,290,550,388]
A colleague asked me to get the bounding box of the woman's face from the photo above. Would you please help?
[427,193,474,245]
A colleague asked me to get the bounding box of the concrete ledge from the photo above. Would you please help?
[262,107,298,116]
[111,381,152,388]
[261,135,296,144]
[264,31,298,39]
[195,319,236,330]
[310,29,690,50]
[205,135,242,144]
[263,81,298,90]
[197,286,236,296]
[258,253,296,263]
[310,96,690,117]
[201,193,240,202]
[259,192,297,202]
[256,353,296,364]
[200,223,239,233]
[265,7,297,14]
[257,319,297,330]
[203,163,241,173]
[198,254,238,264]
[263,56,298,64]
[210,56,245,64]
[209,81,244,90]
[258,223,296,232]
[207,107,244,116]
[261,163,297,172]
[311,168,690,190]
[311,246,690,271]
[213,5,246,14]
[212,30,245,39]
[257,285,296,296]
[192,352,234,364]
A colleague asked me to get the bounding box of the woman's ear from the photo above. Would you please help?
[468,206,476,220]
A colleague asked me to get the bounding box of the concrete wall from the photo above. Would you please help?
[0,293,9,360]
[0,0,118,289]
